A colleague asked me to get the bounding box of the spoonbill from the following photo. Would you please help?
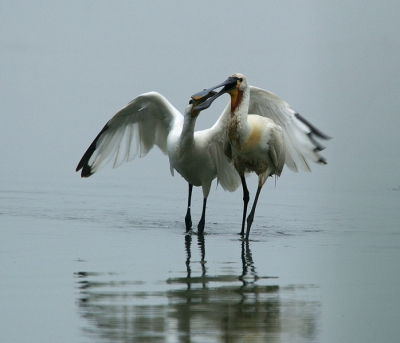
[192,73,331,239]
[76,91,240,234]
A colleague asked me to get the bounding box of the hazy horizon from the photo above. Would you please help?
[1,1,399,194]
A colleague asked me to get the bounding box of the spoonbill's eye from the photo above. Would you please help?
[238,78,243,82]
[189,99,193,104]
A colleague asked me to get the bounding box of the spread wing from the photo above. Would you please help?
[249,86,331,172]
[76,92,182,177]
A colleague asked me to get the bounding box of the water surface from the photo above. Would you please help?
[1,180,399,342]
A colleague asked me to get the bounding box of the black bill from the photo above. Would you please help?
[191,76,238,111]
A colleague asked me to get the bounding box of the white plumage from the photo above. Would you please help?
[248,86,329,172]
[192,73,330,239]
[76,91,240,233]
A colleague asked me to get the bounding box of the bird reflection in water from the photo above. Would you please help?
[75,236,320,342]
[184,234,206,289]
[185,234,261,287]
[240,239,258,285]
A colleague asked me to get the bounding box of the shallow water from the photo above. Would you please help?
[1,179,399,343]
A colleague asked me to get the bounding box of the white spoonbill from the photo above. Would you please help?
[192,73,331,239]
[76,91,240,234]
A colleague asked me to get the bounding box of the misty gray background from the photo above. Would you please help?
[1,1,399,193]
[1,3,400,342]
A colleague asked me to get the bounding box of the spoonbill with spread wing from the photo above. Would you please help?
[76,91,240,234]
[192,73,331,239]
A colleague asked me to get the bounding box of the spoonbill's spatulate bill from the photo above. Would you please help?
[76,91,240,234]
[192,73,331,239]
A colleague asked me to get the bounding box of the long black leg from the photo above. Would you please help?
[197,197,207,235]
[245,186,262,239]
[240,175,250,236]
[185,183,193,232]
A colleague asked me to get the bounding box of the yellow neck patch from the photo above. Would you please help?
[230,89,243,112]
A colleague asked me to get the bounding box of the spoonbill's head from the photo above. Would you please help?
[186,90,217,118]
[191,73,248,112]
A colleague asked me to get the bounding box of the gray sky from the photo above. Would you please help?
[1,1,399,193]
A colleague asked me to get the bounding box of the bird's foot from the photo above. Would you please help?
[185,216,192,233]
[197,220,205,235]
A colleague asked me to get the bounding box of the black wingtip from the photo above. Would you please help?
[308,133,326,151]
[295,113,332,140]
[76,123,109,178]
[76,148,95,178]
[76,162,93,178]
[75,160,93,177]
[81,165,94,178]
